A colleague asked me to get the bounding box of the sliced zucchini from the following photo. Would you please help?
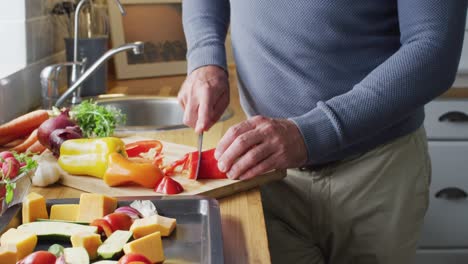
[48,244,65,257]
[17,221,98,240]
[37,218,89,225]
[64,247,90,264]
[97,230,133,259]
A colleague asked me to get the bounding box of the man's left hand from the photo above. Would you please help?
[215,116,308,180]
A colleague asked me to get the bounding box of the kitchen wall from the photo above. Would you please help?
[0,0,66,124]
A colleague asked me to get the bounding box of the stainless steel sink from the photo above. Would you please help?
[93,95,234,131]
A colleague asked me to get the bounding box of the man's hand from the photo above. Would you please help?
[178,65,230,133]
[215,116,308,180]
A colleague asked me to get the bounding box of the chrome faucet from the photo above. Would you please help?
[70,0,126,105]
[40,61,86,109]
[53,42,145,107]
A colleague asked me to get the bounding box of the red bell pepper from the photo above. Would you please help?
[155,176,184,195]
[163,154,189,176]
[90,219,114,237]
[125,140,163,158]
[187,149,227,180]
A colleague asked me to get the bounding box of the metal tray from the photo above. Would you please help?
[0,196,224,264]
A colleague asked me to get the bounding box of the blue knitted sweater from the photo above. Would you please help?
[183,1,467,165]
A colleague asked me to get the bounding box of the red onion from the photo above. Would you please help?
[38,110,77,149]
[114,206,142,220]
[49,126,82,156]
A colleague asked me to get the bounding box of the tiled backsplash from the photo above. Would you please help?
[0,0,67,124]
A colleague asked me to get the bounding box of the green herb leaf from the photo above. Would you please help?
[13,152,38,175]
[70,100,126,138]
[5,181,16,204]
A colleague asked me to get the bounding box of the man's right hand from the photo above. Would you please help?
[177,65,230,133]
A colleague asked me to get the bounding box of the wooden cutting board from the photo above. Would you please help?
[60,137,286,199]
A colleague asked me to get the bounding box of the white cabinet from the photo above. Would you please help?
[416,99,468,263]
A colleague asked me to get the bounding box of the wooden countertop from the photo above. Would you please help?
[32,66,272,264]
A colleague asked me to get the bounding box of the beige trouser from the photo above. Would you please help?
[261,127,431,264]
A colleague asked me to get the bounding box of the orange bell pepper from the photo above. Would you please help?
[103,153,163,188]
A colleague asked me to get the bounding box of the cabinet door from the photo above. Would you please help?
[415,249,468,264]
[424,100,468,140]
[418,141,468,247]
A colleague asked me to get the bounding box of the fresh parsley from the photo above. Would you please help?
[70,100,126,138]
[13,152,38,175]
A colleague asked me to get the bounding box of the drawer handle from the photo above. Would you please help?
[438,111,468,122]
[435,187,468,200]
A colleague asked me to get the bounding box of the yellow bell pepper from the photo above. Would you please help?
[58,137,127,178]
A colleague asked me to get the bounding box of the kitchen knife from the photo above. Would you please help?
[195,132,203,180]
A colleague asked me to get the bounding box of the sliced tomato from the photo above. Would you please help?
[90,219,114,237]
[155,176,184,195]
[125,140,163,158]
[103,212,133,231]
[188,149,227,180]
[118,253,152,264]
[19,251,56,264]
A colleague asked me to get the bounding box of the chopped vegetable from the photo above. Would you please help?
[37,110,79,155]
[76,193,117,223]
[0,110,49,142]
[22,192,48,223]
[11,129,38,153]
[70,233,102,260]
[129,200,158,218]
[103,153,163,188]
[20,250,57,264]
[17,222,98,240]
[118,253,152,264]
[13,152,38,175]
[2,157,19,179]
[97,230,133,259]
[26,140,46,154]
[63,247,89,264]
[130,214,176,238]
[91,219,114,238]
[103,213,133,232]
[155,176,184,195]
[70,100,126,138]
[125,140,163,158]
[114,206,141,220]
[32,152,62,187]
[162,153,189,176]
[0,151,38,205]
[48,244,65,257]
[58,138,126,178]
[0,228,38,260]
[187,149,227,179]
[123,231,165,264]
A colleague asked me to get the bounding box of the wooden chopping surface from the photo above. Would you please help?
[60,136,286,199]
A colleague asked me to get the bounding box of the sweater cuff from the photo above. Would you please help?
[289,102,342,164]
[187,44,228,74]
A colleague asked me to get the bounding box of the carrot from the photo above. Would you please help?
[0,134,19,146]
[26,140,46,154]
[11,129,38,153]
[3,138,25,148]
[0,110,49,139]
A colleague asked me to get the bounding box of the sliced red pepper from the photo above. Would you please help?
[155,176,184,195]
[163,153,189,176]
[125,140,163,158]
[188,149,227,180]
[90,219,114,237]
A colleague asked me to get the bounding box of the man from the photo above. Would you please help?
[177,1,467,263]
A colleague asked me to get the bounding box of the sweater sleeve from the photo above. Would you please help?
[182,0,230,74]
[290,0,467,164]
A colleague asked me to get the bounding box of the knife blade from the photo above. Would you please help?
[195,132,203,180]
